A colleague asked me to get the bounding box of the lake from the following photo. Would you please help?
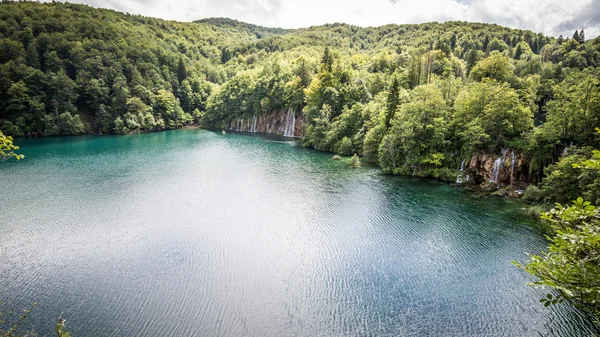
[0,130,594,336]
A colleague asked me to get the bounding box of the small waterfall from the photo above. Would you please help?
[456,159,466,184]
[490,157,503,184]
[252,114,258,133]
[511,151,516,170]
[510,151,516,186]
[284,109,296,137]
[562,141,574,157]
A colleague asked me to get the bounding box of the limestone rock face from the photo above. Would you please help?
[467,150,528,188]
[227,109,304,137]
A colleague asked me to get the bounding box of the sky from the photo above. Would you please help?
[47,0,600,38]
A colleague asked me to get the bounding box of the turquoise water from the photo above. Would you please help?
[0,130,594,336]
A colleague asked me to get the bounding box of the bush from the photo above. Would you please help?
[349,154,361,168]
[430,167,459,182]
[337,136,353,155]
[523,185,543,204]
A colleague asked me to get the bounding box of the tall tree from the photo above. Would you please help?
[177,57,188,84]
[385,76,401,128]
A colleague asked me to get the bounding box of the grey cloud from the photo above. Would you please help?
[40,0,600,38]
[201,0,282,23]
[557,0,600,36]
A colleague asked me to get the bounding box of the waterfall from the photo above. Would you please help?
[510,151,516,186]
[562,141,575,157]
[490,157,503,184]
[252,114,258,133]
[511,151,516,170]
[457,159,467,184]
[284,109,296,137]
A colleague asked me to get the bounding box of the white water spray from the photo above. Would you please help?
[284,109,296,137]
[252,114,258,133]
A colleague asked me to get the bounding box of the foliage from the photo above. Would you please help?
[55,319,70,337]
[349,154,361,168]
[0,130,23,160]
[516,198,600,330]
[522,185,543,204]
[1,1,600,191]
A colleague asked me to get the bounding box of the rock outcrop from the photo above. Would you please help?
[467,149,528,189]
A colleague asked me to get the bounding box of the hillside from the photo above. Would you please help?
[1,1,600,199]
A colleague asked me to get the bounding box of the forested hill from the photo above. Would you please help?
[2,1,600,203]
[196,17,292,38]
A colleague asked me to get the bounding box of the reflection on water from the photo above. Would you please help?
[0,130,594,336]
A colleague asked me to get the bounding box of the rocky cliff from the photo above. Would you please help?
[226,109,304,137]
[466,149,529,189]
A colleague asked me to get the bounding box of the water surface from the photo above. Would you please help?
[0,130,593,336]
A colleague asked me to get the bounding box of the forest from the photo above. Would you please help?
[1,1,600,330]
[1,1,599,201]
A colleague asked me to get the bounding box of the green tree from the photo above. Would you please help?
[453,81,533,149]
[469,53,514,83]
[177,57,188,84]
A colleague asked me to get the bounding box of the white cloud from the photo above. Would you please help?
[45,0,599,38]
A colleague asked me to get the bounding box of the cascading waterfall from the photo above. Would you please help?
[284,109,296,137]
[456,159,466,184]
[252,114,258,133]
[490,149,507,184]
[490,157,503,184]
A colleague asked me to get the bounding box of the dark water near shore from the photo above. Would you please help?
[0,130,594,336]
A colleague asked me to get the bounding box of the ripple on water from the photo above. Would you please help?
[0,130,596,336]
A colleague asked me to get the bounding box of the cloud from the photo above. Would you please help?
[556,0,600,38]
[42,0,599,38]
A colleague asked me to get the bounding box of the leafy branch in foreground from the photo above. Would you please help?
[0,131,24,161]
[516,198,600,329]
[56,318,71,337]
[516,133,600,331]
